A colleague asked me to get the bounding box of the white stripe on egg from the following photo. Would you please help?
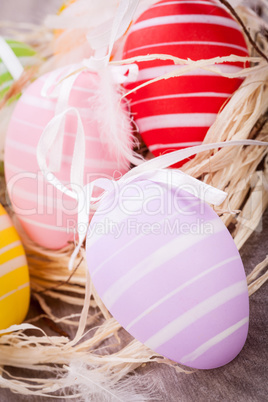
[125,41,249,55]
[131,92,231,106]
[0,255,27,278]
[12,116,44,130]
[180,316,249,364]
[149,142,203,152]
[151,1,227,10]
[0,215,12,231]
[20,93,96,118]
[0,282,30,302]
[126,255,240,331]
[130,15,243,34]
[137,65,243,82]
[8,185,76,209]
[6,137,121,170]
[101,218,224,308]
[136,113,217,132]
[144,280,248,350]
[91,200,202,277]
[0,241,21,256]
[18,216,76,233]
[5,162,71,186]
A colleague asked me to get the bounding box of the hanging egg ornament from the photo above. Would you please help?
[86,173,249,369]
[0,204,30,330]
[123,0,249,164]
[0,39,39,101]
[4,65,132,249]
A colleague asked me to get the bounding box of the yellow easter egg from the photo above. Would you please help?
[54,0,78,37]
[58,0,77,14]
[0,204,30,330]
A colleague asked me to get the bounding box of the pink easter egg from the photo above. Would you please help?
[4,66,131,249]
[123,0,249,165]
[86,174,249,369]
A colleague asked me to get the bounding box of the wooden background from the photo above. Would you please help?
[0,1,267,401]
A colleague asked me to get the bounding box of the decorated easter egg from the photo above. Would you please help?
[0,204,30,330]
[0,39,39,100]
[4,65,132,249]
[86,174,249,369]
[123,0,249,162]
[0,39,40,166]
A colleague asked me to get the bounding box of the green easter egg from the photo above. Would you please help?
[0,39,39,100]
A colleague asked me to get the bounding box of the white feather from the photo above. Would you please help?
[92,68,144,169]
[61,361,160,401]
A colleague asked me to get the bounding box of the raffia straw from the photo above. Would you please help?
[247,256,268,296]
[0,21,54,59]
[1,2,268,397]
[0,67,39,110]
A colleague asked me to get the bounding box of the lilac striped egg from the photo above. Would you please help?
[4,66,131,249]
[86,175,249,369]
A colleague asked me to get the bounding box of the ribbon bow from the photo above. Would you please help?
[38,0,140,174]
[37,136,268,270]
[36,1,268,270]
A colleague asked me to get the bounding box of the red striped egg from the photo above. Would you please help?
[123,0,249,164]
[4,66,131,249]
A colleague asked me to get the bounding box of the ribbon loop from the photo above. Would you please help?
[121,169,227,206]
[39,0,140,176]
[35,1,268,272]
[83,56,109,71]
[36,106,86,201]
[69,139,268,271]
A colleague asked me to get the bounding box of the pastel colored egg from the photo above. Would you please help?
[0,204,30,330]
[4,66,131,249]
[86,174,249,369]
[123,0,249,164]
[0,39,39,101]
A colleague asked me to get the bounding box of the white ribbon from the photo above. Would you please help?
[0,36,24,80]
[36,0,141,266]
[37,136,268,270]
[38,0,139,176]
[35,1,268,270]
[86,0,139,69]
[82,0,140,74]
[37,106,86,196]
